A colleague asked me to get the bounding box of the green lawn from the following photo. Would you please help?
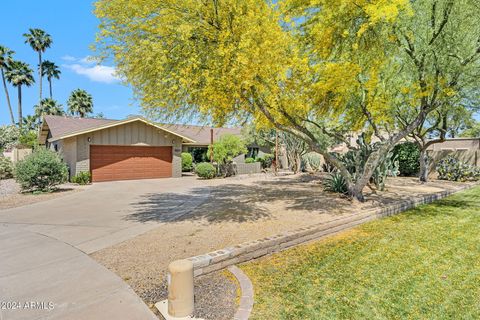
[240,186,480,320]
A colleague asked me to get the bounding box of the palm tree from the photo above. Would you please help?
[67,89,93,118]
[41,60,61,99]
[22,115,38,131]
[23,28,52,104]
[34,98,64,120]
[5,60,35,129]
[0,45,15,124]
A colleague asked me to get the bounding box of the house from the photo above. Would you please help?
[38,115,247,182]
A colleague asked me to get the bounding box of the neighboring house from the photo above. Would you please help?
[427,137,480,152]
[38,115,246,182]
[427,138,480,170]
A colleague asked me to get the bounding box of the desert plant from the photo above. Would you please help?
[436,155,480,182]
[245,157,255,163]
[14,148,68,191]
[71,171,91,185]
[302,152,322,172]
[323,172,348,194]
[392,142,420,177]
[0,157,13,179]
[181,152,193,172]
[339,134,399,191]
[195,162,216,179]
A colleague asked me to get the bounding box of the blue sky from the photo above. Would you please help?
[0,1,138,125]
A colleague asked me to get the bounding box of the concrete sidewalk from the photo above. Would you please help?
[0,224,157,320]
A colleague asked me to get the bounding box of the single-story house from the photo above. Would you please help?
[38,115,248,182]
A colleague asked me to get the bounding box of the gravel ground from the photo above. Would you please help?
[91,174,469,319]
[150,271,238,320]
[0,179,20,197]
[0,180,86,210]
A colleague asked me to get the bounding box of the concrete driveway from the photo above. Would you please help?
[0,176,213,254]
[0,175,227,320]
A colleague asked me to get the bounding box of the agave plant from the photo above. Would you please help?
[323,172,348,194]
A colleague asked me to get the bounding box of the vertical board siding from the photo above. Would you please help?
[71,120,182,178]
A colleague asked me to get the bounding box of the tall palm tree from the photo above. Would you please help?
[5,61,35,129]
[22,115,38,131]
[23,28,52,104]
[0,45,15,124]
[41,60,61,99]
[34,98,64,120]
[67,89,93,118]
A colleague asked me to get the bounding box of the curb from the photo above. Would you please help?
[187,182,479,277]
[228,266,254,320]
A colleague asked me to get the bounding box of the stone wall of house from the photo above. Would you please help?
[236,162,262,175]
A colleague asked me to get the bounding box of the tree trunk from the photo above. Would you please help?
[49,78,52,99]
[349,143,393,202]
[1,68,15,125]
[18,86,23,129]
[419,148,429,182]
[38,52,43,103]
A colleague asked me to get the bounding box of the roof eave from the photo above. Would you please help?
[47,117,196,144]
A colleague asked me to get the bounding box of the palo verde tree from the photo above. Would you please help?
[95,0,480,201]
[400,103,476,182]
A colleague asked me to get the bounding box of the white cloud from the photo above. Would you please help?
[61,55,77,62]
[63,63,120,84]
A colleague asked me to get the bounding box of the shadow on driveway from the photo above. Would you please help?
[125,175,354,224]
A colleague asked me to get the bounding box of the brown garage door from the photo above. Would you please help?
[90,145,173,182]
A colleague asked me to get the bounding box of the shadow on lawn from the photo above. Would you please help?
[125,175,354,224]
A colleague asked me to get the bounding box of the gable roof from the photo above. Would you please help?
[39,115,196,144]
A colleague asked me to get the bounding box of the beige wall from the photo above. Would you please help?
[65,121,182,178]
[428,138,480,151]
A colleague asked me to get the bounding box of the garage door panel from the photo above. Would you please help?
[90,145,172,182]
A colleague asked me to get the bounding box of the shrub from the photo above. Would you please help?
[392,142,420,176]
[195,162,216,179]
[0,157,13,179]
[18,130,38,149]
[245,157,255,163]
[323,172,348,194]
[181,152,193,172]
[71,171,91,185]
[257,154,274,169]
[207,134,248,165]
[14,148,68,192]
[436,155,480,182]
[0,125,20,151]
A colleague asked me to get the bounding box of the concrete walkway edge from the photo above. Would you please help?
[228,266,254,320]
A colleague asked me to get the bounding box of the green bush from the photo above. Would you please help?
[71,171,91,185]
[245,157,255,163]
[436,155,480,182]
[195,162,216,179]
[181,152,193,172]
[392,142,420,176]
[323,172,348,194]
[0,157,13,180]
[257,154,274,169]
[14,148,68,192]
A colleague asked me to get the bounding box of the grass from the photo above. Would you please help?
[240,186,480,320]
